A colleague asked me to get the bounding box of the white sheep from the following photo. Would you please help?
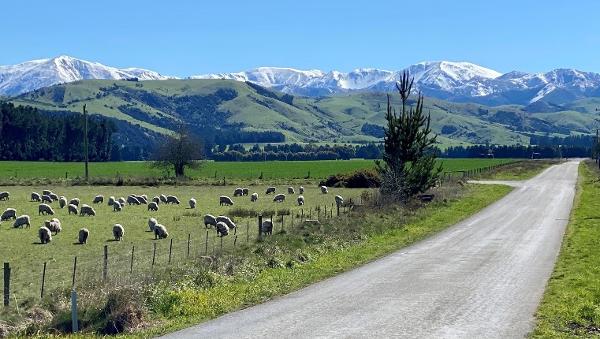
[233,188,244,197]
[166,195,180,204]
[49,193,59,201]
[113,224,124,241]
[148,202,159,211]
[141,194,148,201]
[273,194,286,203]
[288,187,295,194]
[127,195,141,205]
[113,201,123,212]
[261,220,273,235]
[38,203,55,216]
[135,195,148,204]
[1,208,17,221]
[242,188,249,196]
[80,204,96,217]
[216,216,236,230]
[44,218,62,235]
[39,227,52,244]
[41,195,53,204]
[204,214,217,228]
[68,204,79,215]
[335,195,344,207]
[297,195,305,206]
[42,190,52,196]
[93,195,104,204]
[69,198,80,206]
[108,196,116,206]
[266,187,276,195]
[154,224,169,239]
[189,198,197,209]
[148,217,158,232]
[0,191,10,201]
[31,192,41,202]
[251,193,258,202]
[78,228,89,244]
[216,222,229,237]
[219,196,234,206]
[13,215,31,228]
[118,197,126,206]
[59,196,67,209]
[152,196,160,204]
[160,194,168,203]
[320,186,328,194]
[299,186,304,194]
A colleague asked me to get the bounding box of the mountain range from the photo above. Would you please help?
[3,56,600,109]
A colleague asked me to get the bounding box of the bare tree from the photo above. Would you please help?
[153,127,202,177]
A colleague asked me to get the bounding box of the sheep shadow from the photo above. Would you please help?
[72,242,85,245]
[105,239,119,242]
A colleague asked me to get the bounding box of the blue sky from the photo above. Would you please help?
[2,0,600,76]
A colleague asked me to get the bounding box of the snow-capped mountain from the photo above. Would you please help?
[3,55,600,107]
[0,55,171,96]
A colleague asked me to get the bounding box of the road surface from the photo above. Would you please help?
[162,161,579,339]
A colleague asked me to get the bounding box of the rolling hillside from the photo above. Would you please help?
[9,79,600,148]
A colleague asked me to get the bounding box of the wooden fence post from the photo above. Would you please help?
[281,214,284,232]
[258,214,263,240]
[130,246,135,275]
[246,221,250,243]
[71,289,78,333]
[4,263,10,306]
[152,243,157,267]
[71,256,77,287]
[187,234,191,258]
[102,245,108,282]
[168,238,173,264]
[40,262,47,299]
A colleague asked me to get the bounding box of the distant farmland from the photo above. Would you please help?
[0,159,516,180]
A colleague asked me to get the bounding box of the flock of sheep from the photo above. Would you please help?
[0,185,344,245]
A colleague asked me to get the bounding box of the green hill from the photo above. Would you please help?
[10,79,600,148]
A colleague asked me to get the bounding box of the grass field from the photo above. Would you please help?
[0,158,517,181]
[532,161,600,338]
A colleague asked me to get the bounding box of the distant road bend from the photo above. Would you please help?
[162,161,579,339]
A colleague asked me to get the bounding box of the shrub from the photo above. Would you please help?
[321,169,381,188]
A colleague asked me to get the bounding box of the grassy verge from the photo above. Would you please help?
[531,161,600,338]
[480,159,557,180]
[136,183,512,338]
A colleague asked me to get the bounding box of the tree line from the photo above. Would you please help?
[442,144,592,158]
[0,102,115,161]
[210,143,382,161]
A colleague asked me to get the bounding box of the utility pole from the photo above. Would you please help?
[83,104,89,182]
[596,129,599,169]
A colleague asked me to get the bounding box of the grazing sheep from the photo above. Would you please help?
[80,204,96,217]
[127,195,141,205]
[69,198,80,206]
[335,195,344,207]
[59,196,67,209]
[31,192,42,202]
[49,193,59,201]
[219,196,234,206]
[78,228,89,244]
[0,191,10,201]
[44,218,62,235]
[189,198,197,209]
[113,201,123,212]
[13,215,31,228]
[273,194,286,203]
[216,222,229,237]
[39,227,52,244]
[203,214,217,228]
[320,186,328,194]
[216,216,236,230]
[251,193,258,202]
[242,188,249,196]
[148,202,159,211]
[93,195,104,204]
[166,195,180,204]
[38,203,55,216]
[297,195,305,206]
[261,220,273,235]
[42,190,52,196]
[233,188,243,197]
[68,204,79,215]
[154,224,169,239]
[141,194,148,201]
[135,195,148,204]
[41,195,53,204]
[299,186,304,194]
[1,208,17,221]
[288,187,295,194]
[148,217,158,232]
[160,194,168,203]
[118,197,126,206]
[266,187,276,195]
[113,224,124,241]
[152,196,160,204]
[107,196,116,206]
